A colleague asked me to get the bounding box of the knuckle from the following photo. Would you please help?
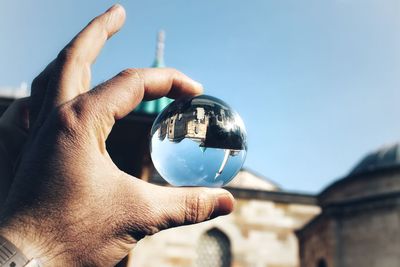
[118,68,145,98]
[70,97,93,123]
[167,67,182,78]
[54,104,79,131]
[56,45,82,66]
[184,191,210,224]
[119,68,143,83]
[166,67,178,73]
[166,68,184,88]
[54,98,91,131]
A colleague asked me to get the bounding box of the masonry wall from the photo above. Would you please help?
[298,217,336,267]
[337,200,400,267]
[129,198,320,267]
[299,194,400,267]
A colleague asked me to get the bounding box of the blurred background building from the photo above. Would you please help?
[0,32,399,267]
[297,144,400,267]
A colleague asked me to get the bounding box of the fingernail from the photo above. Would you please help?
[193,81,204,95]
[211,192,235,218]
[106,3,122,13]
[195,81,203,89]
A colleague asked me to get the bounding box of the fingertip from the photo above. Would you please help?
[193,81,204,95]
[211,190,235,218]
[104,4,126,37]
[171,71,204,98]
[106,3,125,14]
[113,4,126,20]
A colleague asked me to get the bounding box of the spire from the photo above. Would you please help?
[135,30,173,115]
[152,30,166,67]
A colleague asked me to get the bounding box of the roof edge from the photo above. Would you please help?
[319,164,400,199]
[240,167,282,190]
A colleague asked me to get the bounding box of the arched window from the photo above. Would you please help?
[317,258,327,267]
[195,228,232,267]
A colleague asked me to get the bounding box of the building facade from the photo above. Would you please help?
[297,144,400,267]
[130,169,320,267]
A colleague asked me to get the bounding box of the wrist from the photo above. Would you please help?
[0,235,41,267]
[0,226,44,266]
[0,220,66,266]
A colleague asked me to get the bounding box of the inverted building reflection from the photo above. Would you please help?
[157,95,246,152]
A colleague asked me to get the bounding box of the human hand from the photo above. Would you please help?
[0,4,234,266]
[0,98,29,206]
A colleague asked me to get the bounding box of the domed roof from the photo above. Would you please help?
[350,143,400,175]
[319,142,400,206]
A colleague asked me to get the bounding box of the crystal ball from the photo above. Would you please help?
[150,95,247,187]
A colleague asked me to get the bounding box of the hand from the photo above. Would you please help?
[0,98,29,206]
[0,4,234,266]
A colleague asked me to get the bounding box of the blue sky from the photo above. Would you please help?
[1,0,399,193]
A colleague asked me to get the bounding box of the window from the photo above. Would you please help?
[317,259,327,267]
[195,228,232,267]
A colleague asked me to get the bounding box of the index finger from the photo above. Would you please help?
[45,4,126,108]
[62,4,126,67]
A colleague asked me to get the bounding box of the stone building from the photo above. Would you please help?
[129,169,319,267]
[297,143,400,267]
[157,106,209,143]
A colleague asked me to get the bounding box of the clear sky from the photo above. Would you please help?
[1,0,399,193]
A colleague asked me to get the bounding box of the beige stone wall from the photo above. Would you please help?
[129,198,320,267]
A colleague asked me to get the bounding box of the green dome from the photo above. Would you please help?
[135,97,172,114]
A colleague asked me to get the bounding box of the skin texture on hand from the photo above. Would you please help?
[0,4,234,266]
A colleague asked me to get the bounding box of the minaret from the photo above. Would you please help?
[135,30,173,114]
[152,30,166,67]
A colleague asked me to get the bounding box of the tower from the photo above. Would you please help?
[107,31,173,181]
[135,30,173,114]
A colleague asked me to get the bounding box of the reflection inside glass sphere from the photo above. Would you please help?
[150,95,247,187]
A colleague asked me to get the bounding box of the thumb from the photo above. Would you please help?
[163,187,235,225]
[125,179,234,238]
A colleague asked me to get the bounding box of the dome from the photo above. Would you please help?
[350,143,400,175]
[318,142,400,206]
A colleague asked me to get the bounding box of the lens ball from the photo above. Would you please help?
[150,95,247,187]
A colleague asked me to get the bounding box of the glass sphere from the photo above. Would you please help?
[150,95,247,187]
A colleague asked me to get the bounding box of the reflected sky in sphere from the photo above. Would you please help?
[151,133,246,187]
[150,95,247,187]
